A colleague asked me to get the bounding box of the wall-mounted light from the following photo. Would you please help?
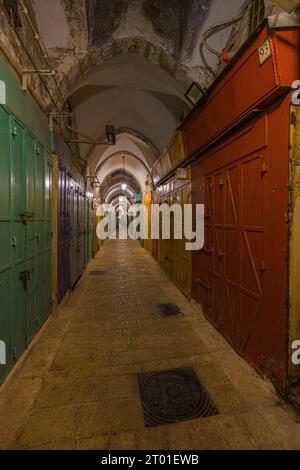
[122,183,127,191]
[105,125,116,145]
[185,81,204,106]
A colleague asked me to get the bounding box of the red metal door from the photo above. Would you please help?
[192,100,289,390]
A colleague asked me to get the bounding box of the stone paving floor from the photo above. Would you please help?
[0,239,300,450]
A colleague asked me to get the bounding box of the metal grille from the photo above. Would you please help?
[138,368,218,427]
[158,303,182,317]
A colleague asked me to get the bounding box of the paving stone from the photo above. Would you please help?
[0,238,299,450]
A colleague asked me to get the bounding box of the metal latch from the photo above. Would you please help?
[19,269,34,290]
[19,212,34,223]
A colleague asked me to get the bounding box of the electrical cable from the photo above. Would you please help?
[199,6,249,76]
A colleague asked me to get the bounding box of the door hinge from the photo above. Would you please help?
[11,126,17,137]
[11,236,17,248]
[261,261,269,272]
[12,347,17,360]
[35,147,41,156]
[261,163,269,175]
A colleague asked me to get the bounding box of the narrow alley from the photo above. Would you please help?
[0,239,300,450]
[1,0,300,454]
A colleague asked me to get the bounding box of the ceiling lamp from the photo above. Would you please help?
[105,125,116,144]
[121,155,127,191]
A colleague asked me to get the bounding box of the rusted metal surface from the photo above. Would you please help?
[192,97,291,390]
[167,131,186,169]
[288,105,300,388]
[183,26,300,160]
[157,171,192,297]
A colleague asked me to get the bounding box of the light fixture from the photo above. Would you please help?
[121,154,127,191]
[105,125,116,144]
[185,81,204,106]
[119,196,124,202]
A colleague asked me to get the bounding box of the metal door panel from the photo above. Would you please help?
[0,107,12,382]
[25,257,37,342]
[0,107,52,383]
[0,108,10,219]
[43,250,51,319]
[10,118,26,361]
[0,269,12,381]
[44,150,51,220]
[35,254,45,328]
[35,144,44,220]
[26,134,35,215]
[11,261,26,360]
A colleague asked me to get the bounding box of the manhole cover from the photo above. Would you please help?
[137,367,218,427]
[158,303,182,317]
[89,271,107,276]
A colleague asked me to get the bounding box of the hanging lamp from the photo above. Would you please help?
[121,154,127,191]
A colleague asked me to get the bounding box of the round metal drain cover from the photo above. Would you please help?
[138,367,218,427]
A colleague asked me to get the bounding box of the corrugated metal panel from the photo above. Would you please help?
[157,174,192,297]
[288,105,300,387]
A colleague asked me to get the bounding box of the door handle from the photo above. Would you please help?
[19,269,34,290]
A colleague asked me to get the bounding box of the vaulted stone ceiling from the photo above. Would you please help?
[31,0,246,190]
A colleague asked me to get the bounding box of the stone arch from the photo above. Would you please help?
[60,37,192,99]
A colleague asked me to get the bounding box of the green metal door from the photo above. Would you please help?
[0,106,13,381]
[0,106,52,384]
[35,143,52,326]
[44,148,52,320]
[25,133,37,342]
[10,118,26,363]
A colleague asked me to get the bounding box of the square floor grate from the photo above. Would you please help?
[158,303,182,317]
[137,367,218,428]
